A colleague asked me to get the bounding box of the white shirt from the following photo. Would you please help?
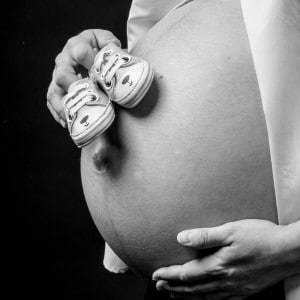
[104,1,300,299]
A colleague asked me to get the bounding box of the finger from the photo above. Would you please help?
[55,37,94,90]
[47,80,65,122]
[153,256,222,282]
[177,224,233,249]
[69,30,121,69]
[75,30,121,69]
[47,101,66,127]
[79,29,121,49]
[66,36,97,70]
[46,100,60,123]
[156,280,220,294]
[54,55,79,91]
[55,30,121,91]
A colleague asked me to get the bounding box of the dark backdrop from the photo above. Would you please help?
[2,1,289,300]
[5,1,146,299]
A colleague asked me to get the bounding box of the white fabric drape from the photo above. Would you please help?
[241,1,300,298]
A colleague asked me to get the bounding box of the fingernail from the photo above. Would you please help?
[152,270,162,281]
[60,119,66,128]
[156,281,164,291]
[177,231,191,244]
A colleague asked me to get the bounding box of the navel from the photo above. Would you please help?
[91,136,121,175]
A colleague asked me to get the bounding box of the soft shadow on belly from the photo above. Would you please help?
[81,0,278,286]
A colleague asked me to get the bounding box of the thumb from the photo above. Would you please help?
[79,29,121,52]
[88,29,121,49]
[75,30,121,70]
[177,225,232,249]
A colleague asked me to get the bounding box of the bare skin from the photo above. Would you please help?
[46,29,121,126]
[80,0,278,278]
[153,219,300,300]
[47,0,300,299]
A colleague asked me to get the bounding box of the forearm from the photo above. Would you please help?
[278,221,300,276]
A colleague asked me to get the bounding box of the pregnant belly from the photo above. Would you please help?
[81,0,277,277]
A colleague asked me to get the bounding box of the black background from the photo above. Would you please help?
[3,1,288,299]
[5,0,147,299]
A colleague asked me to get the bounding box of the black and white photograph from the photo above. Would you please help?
[6,0,300,299]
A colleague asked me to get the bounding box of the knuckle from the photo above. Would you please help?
[55,69,67,89]
[66,36,81,49]
[179,268,189,282]
[46,89,54,102]
[54,67,64,82]
[80,29,92,36]
[179,273,187,282]
[57,108,66,121]
[54,53,63,66]
[46,83,54,100]
[46,100,51,110]
[72,43,89,62]
[99,29,111,36]
[58,110,66,120]
[223,269,232,279]
[224,222,235,235]
[212,264,224,277]
[225,267,235,280]
[203,230,210,246]
[210,258,232,278]
[95,29,117,41]
[221,223,236,245]
[194,229,209,246]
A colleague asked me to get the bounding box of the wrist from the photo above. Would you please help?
[276,221,300,277]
